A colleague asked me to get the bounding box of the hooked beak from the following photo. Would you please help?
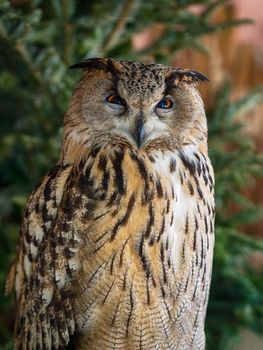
[134,118,145,148]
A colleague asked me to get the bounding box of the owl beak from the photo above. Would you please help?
[135,118,145,148]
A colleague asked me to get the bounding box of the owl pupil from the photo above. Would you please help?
[106,94,125,106]
[157,98,173,109]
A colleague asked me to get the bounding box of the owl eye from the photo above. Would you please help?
[106,94,126,106]
[156,97,174,109]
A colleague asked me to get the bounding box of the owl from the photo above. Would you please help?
[7,58,215,350]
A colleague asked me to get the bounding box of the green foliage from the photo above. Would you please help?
[0,1,262,349]
[206,83,263,349]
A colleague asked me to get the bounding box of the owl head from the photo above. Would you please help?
[62,58,208,163]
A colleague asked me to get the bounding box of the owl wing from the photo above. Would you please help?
[8,163,81,349]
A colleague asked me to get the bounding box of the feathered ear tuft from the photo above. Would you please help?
[166,69,209,87]
[180,69,209,84]
[69,57,121,82]
[69,58,110,71]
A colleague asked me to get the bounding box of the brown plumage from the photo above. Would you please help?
[7,58,215,349]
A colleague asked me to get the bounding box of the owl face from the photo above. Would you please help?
[63,58,208,161]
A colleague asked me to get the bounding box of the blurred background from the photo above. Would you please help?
[0,1,263,349]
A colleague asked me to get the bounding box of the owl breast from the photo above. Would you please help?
[70,144,215,350]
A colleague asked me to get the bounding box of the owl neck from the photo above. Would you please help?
[60,129,209,168]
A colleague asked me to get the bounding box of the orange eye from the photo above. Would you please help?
[156,98,174,109]
[106,94,126,106]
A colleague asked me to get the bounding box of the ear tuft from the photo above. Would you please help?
[69,58,110,71]
[69,57,121,83]
[166,69,209,87]
[180,70,209,84]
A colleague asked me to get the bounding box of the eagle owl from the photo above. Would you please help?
[8,58,215,350]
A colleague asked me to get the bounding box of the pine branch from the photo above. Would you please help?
[102,0,136,52]
[0,23,63,114]
[61,0,73,65]
[221,228,263,250]
[0,23,40,83]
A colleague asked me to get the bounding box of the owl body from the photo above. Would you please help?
[9,58,215,350]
